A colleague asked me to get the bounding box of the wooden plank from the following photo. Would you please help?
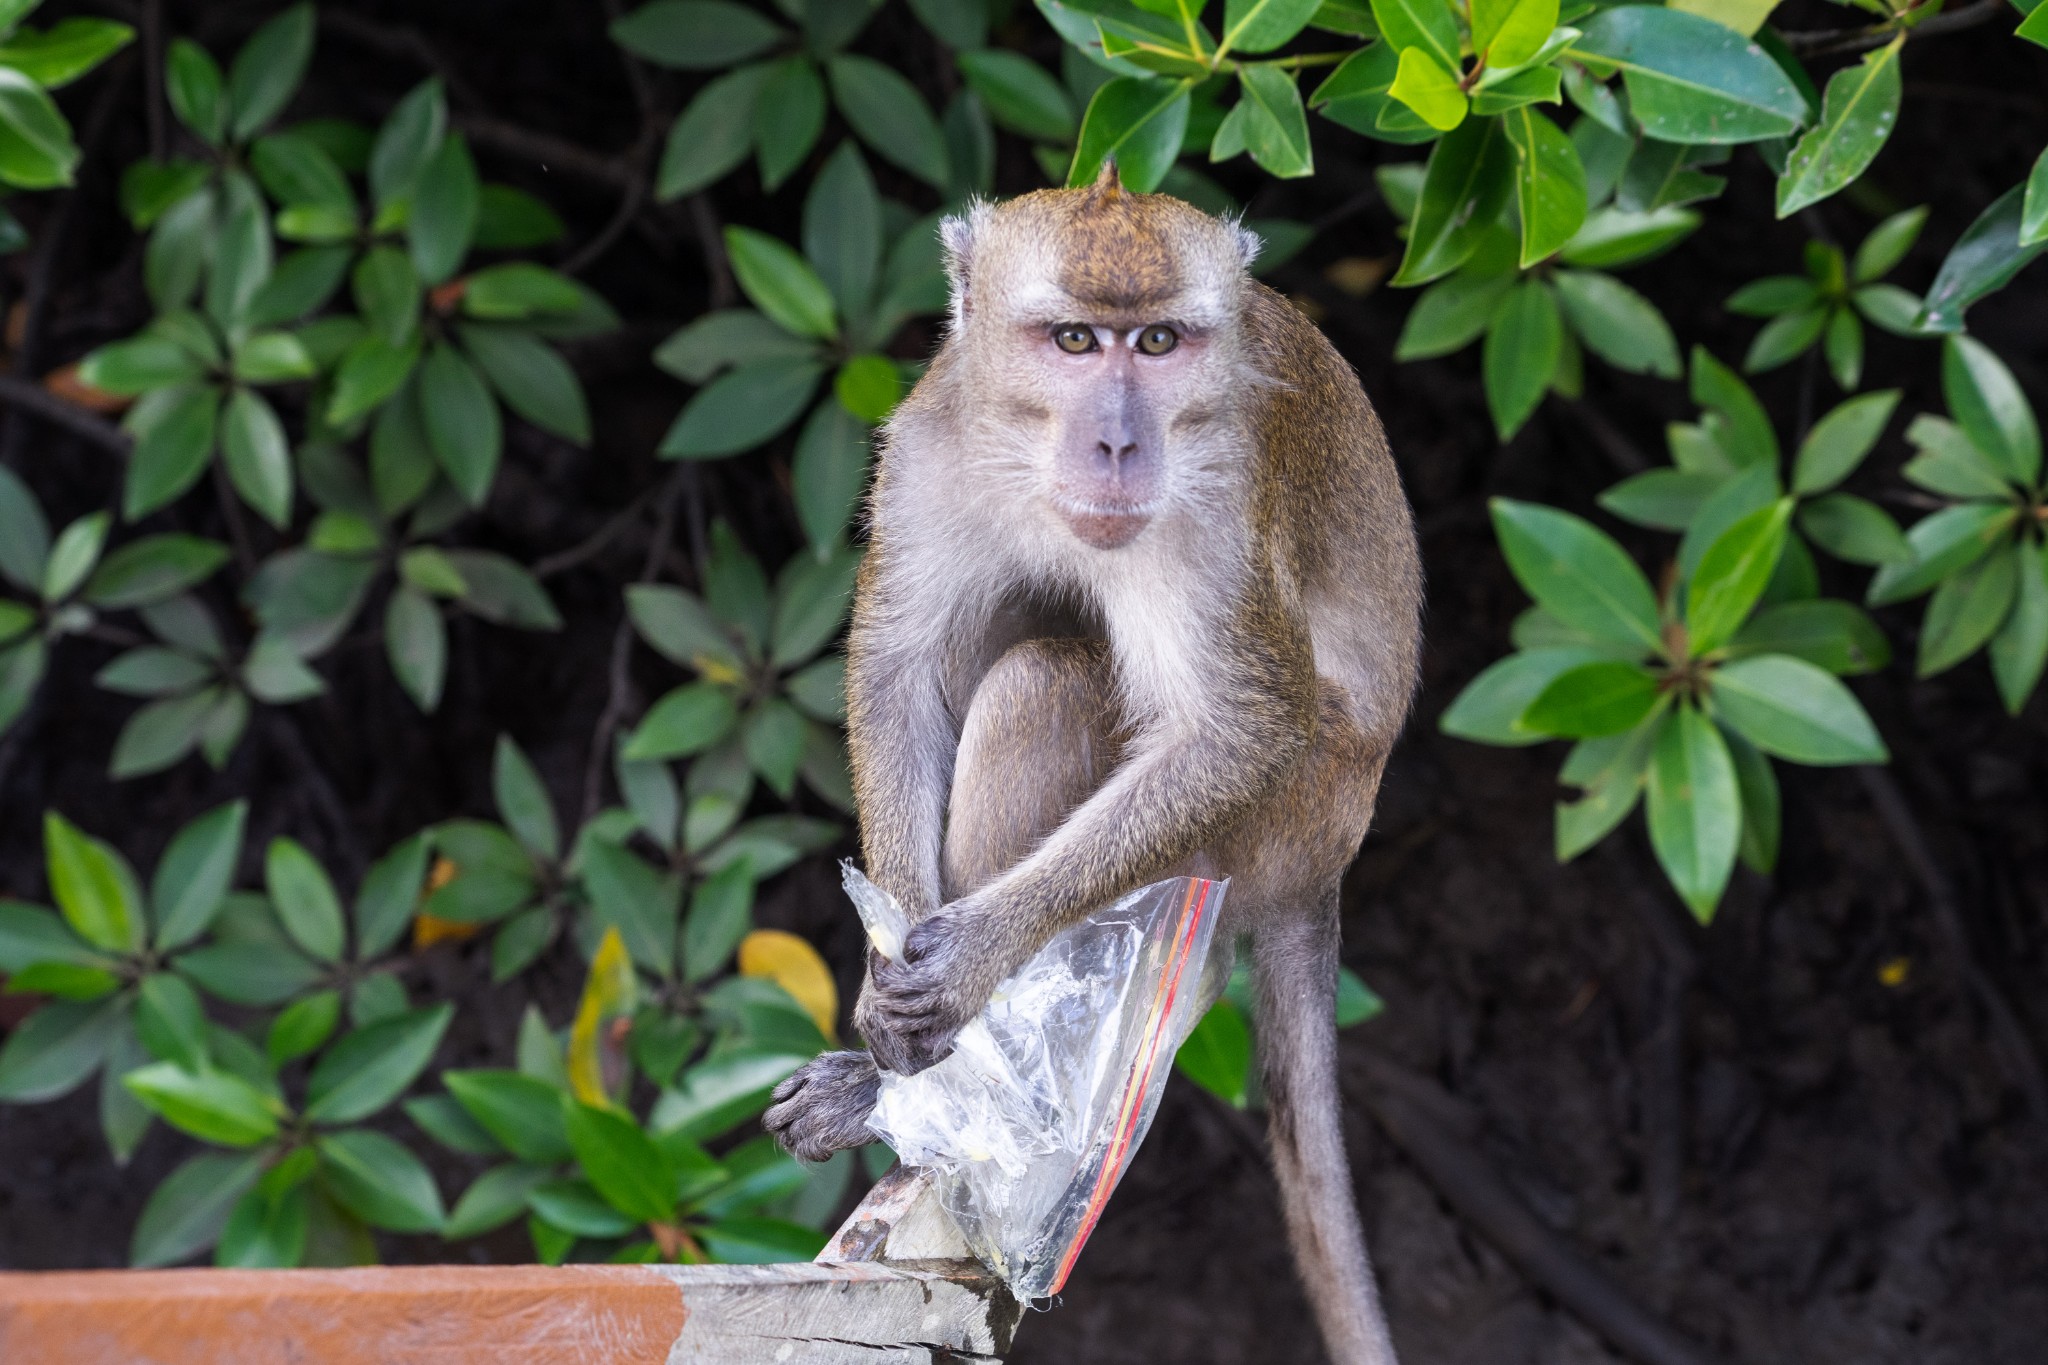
[0,1169,1019,1364]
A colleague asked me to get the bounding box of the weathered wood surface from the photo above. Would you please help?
[0,1167,1018,1365]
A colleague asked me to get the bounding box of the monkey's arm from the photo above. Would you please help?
[866,621,1315,1073]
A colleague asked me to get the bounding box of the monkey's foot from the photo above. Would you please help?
[765,1050,881,1163]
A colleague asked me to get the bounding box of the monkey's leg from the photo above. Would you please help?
[770,638,1122,1154]
[1254,898,1397,1365]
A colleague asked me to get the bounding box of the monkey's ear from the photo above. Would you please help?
[1225,212,1263,272]
[938,200,991,323]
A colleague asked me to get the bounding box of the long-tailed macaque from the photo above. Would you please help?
[765,162,1422,1365]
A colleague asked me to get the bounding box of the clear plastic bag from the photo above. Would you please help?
[844,863,1228,1301]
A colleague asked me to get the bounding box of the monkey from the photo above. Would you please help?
[764,161,1422,1365]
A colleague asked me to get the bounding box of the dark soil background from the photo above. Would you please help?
[2,4,2046,1363]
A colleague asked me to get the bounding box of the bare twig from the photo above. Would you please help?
[0,374,131,454]
[561,136,653,276]
[1857,766,2048,1127]
[685,195,736,310]
[531,483,660,579]
[456,113,636,190]
[265,711,366,879]
[1782,0,2007,56]
[1357,1053,1727,1365]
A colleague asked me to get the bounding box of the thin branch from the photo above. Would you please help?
[1562,397,1652,475]
[1856,766,2048,1127]
[1356,1053,1728,1365]
[1782,0,2007,56]
[0,375,131,454]
[455,113,637,191]
[531,484,658,579]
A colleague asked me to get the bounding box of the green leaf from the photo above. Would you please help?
[1502,108,1585,266]
[462,262,584,320]
[1730,599,1890,675]
[174,940,322,1007]
[1917,184,2046,334]
[490,734,559,863]
[958,50,1076,142]
[150,801,245,952]
[1394,262,1513,361]
[2024,149,2048,250]
[1569,7,1805,144]
[627,584,746,676]
[1990,539,2048,714]
[41,511,107,603]
[265,837,345,963]
[697,1216,828,1264]
[1555,713,1665,861]
[827,53,950,188]
[624,683,740,763]
[660,358,825,459]
[1726,274,1816,316]
[79,335,207,394]
[1492,499,1662,650]
[754,56,825,192]
[1441,646,1619,746]
[124,1062,281,1147]
[0,997,121,1101]
[419,343,501,506]
[1918,543,2020,677]
[385,585,446,712]
[122,385,222,521]
[564,1099,675,1223]
[1560,204,1702,268]
[1645,703,1740,921]
[1368,0,1459,72]
[326,331,421,427]
[83,535,230,610]
[227,4,314,140]
[655,310,819,385]
[742,699,806,798]
[801,145,882,331]
[304,1004,454,1126]
[445,1069,573,1165]
[1901,415,2013,500]
[135,972,209,1069]
[353,833,430,960]
[1552,270,1680,378]
[0,461,48,589]
[1521,661,1662,739]
[1797,493,1910,567]
[1482,281,1562,440]
[459,324,589,446]
[1067,75,1190,195]
[1791,389,1899,495]
[724,227,837,340]
[1221,0,1323,52]
[1175,998,1251,1106]
[266,989,341,1067]
[445,1162,554,1240]
[1598,470,1722,533]
[1708,652,1886,765]
[611,0,783,67]
[317,1128,445,1233]
[1853,204,1926,283]
[45,813,141,953]
[410,131,478,286]
[1828,305,1864,387]
[1686,498,1790,656]
[475,185,565,249]
[1941,335,2040,487]
[1867,504,2019,606]
[580,839,682,975]
[1238,63,1315,177]
[527,1179,637,1238]
[165,38,226,145]
[353,246,420,348]
[131,1150,267,1266]
[232,330,317,384]
[683,858,756,983]
[1742,304,1825,373]
[770,546,859,667]
[1386,46,1465,134]
[1774,36,1900,216]
[0,899,94,971]
[0,18,133,90]
[214,388,292,530]
[651,1048,808,1142]
[657,63,769,199]
[0,63,76,186]
[369,78,447,210]
[1393,116,1511,286]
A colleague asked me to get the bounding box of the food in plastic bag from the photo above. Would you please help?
[844,862,1227,1301]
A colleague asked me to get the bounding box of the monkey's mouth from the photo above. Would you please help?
[1051,495,1153,550]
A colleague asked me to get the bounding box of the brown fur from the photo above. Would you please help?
[765,173,1421,1365]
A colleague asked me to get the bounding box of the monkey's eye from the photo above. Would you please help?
[1053,325,1097,354]
[1136,324,1179,356]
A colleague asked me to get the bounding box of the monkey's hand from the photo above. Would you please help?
[856,905,997,1075]
[764,1050,881,1163]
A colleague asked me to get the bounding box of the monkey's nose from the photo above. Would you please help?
[1095,439,1138,465]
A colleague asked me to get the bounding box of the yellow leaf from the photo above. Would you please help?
[738,928,838,1044]
[568,927,639,1109]
[412,911,481,949]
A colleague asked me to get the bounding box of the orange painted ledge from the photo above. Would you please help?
[0,1263,687,1365]
[0,1172,1018,1364]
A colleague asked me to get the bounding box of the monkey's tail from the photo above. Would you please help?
[1253,902,1399,1365]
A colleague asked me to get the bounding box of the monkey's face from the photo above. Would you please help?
[936,172,1259,554]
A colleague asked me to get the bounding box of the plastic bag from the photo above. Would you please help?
[844,862,1227,1301]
